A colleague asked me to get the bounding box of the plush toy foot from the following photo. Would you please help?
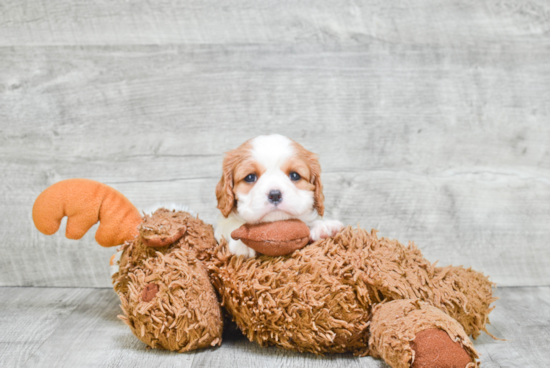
[410,329,475,368]
[369,300,478,368]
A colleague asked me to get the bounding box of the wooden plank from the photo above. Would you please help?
[3,286,549,367]
[476,286,550,367]
[1,0,549,47]
[1,43,549,287]
[0,287,93,368]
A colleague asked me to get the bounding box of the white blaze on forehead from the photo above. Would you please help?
[250,134,294,169]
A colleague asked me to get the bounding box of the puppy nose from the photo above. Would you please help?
[268,190,282,204]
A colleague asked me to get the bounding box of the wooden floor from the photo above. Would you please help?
[1,286,548,368]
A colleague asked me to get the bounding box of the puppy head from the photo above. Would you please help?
[216,134,324,223]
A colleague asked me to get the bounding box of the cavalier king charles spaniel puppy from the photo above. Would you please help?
[214,134,344,257]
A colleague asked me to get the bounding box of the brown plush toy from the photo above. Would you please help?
[33,179,497,368]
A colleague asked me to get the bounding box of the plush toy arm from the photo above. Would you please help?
[32,178,142,247]
[369,299,479,368]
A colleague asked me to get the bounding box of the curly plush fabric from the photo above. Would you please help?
[208,236,374,355]
[369,300,478,368]
[207,226,495,355]
[112,209,495,364]
[32,175,497,367]
[113,209,222,352]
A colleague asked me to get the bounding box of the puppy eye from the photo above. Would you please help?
[244,174,257,183]
[289,172,301,181]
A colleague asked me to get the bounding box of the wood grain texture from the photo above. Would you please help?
[1,40,548,287]
[1,286,548,368]
[1,0,550,46]
[0,287,93,367]
[475,286,550,367]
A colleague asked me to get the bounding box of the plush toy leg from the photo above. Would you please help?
[369,299,479,368]
[114,209,223,352]
[431,266,496,339]
[362,230,496,339]
[115,246,224,352]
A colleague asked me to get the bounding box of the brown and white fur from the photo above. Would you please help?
[214,134,344,257]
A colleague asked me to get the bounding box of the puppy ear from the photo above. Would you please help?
[216,141,252,217]
[216,168,235,218]
[307,153,325,217]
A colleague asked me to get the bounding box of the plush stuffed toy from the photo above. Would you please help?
[32,179,497,368]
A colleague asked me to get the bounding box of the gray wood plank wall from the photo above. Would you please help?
[1,0,549,288]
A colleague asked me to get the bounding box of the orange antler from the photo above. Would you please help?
[32,179,142,247]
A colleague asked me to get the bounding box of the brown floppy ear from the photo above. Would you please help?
[216,141,252,217]
[216,168,235,218]
[307,152,325,217]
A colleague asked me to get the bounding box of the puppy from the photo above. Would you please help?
[214,134,344,257]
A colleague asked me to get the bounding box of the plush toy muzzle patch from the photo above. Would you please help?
[230,219,310,256]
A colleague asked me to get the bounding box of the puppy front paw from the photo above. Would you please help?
[309,219,344,242]
[228,238,256,258]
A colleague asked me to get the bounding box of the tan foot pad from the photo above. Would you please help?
[411,329,474,368]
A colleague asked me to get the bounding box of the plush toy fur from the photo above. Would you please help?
[113,209,223,352]
[209,225,494,358]
[33,180,497,368]
[112,209,494,367]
